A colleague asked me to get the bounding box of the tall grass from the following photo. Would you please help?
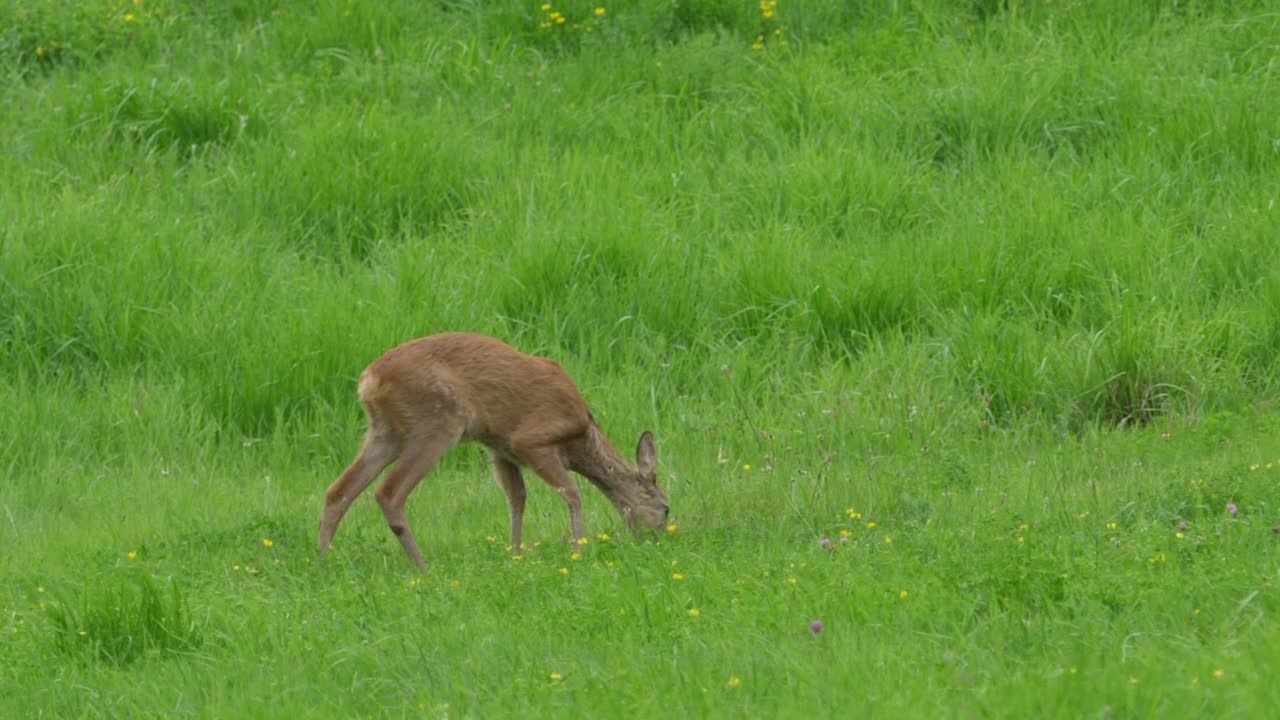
[47,573,203,666]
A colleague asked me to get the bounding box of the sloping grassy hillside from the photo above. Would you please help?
[3,1,1279,717]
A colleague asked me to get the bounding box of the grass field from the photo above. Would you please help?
[3,0,1280,716]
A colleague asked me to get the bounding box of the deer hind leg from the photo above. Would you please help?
[517,444,585,544]
[319,417,401,557]
[374,428,460,569]
[492,456,527,551]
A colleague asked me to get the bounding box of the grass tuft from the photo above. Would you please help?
[46,573,204,666]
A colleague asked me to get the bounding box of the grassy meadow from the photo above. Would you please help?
[3,0,1280,716]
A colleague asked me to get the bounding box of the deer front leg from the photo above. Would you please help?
[518,446,585,544]
[492,456,527,551]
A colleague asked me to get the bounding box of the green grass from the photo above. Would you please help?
[3,0,1280,716]
[46,571,203,666]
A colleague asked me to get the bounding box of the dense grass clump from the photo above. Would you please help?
[46,573,203,666]
[3,1,1280,717]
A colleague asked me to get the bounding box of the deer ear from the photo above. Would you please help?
[636,431,658,478]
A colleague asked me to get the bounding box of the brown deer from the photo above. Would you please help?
[318,332,669,568]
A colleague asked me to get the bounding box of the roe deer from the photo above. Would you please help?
[318,332,669,568]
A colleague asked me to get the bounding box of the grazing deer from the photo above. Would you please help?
[318,332,670,568]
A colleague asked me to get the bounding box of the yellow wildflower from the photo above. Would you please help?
[688,608,701,618]
[594,7,606,16]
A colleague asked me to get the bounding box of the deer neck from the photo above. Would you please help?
[568,424,637,500]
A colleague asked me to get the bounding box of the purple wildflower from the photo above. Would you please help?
[810,620,824,635]
[1227,502,1238,517]
[819,537,833,551]
[1177,520,1189,531]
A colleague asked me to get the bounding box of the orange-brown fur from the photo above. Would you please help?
[318,332,669,568]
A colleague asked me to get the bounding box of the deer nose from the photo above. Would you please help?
[662,505,670,522]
